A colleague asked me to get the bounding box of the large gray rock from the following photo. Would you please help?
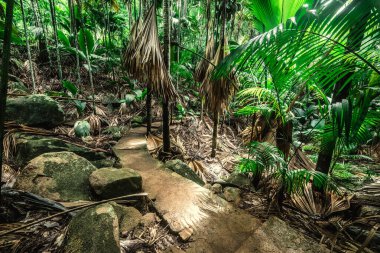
[13,133,114,168]
[236,216,329,253]
[165,159,204,186]
[6,94,64,127]
[89,167,142,199]
[63,203,120,253]
[226,172,251,189]
[109,202,142,234]
[14,152,97,201]
[223,187,241,203]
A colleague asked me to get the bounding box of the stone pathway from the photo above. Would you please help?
[114,127,262,252]
[114,127,328,253]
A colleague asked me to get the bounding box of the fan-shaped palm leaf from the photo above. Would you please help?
[123,5,177,101]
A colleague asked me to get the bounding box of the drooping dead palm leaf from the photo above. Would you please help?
[123,18,142,78]
[201,36,238,113]
[123,5,177,101]
[3,131,16,162]
[194,36,215,83]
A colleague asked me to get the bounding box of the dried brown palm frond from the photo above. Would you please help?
[122,18,142,77]
[147,133,163,154]
[84,114,102,135]
[290,183,351,218]
[1,164,17,187]
[201,36,238,114]
[194,36,215,83]
[3,131,16,162]
[123,5,177,101]
[188,160,207,183]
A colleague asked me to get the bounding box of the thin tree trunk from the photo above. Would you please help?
[316,6,369,174]
[48,0,63,80]
[68,0,81,86]
[211,0,226,158]
[34,0,52,69]
[162,0,171,154]
[77,0,96,113]
[0,0,15,202]
[211,110,219,157]
[20,0,36,92]
[146,85,152,135]
[276,120,293,160]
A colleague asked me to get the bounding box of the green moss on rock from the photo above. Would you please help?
[165,159,204,186]
[13,133,113,168]
[109,202,142,234]
[63,203,120,253]
[6,94,64,127]
[89,167,142,199]
[14,152,97,201]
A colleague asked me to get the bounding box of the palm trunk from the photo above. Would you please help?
[146,85,152,135]
[20,0,37,92]
[0,0,15,201]
[162,0,171,154]
[211,110,219,157]
[210,0,226,158]
[276,120,293,160]
[48,0,63,80]
[316,7,369,174]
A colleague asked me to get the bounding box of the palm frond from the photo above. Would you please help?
[216,0,380,99]
[201,36,238,113]
[123,5,177,101]
[194,36,215,83]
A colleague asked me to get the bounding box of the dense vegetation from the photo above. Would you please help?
[0,0,379,251]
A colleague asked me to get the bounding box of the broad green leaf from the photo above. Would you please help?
[57,30,70,47]
[62,80,78,96]
[78,28,95,55]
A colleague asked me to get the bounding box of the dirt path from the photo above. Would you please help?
[113,127,262,252]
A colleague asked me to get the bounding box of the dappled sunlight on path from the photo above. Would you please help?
[114,127,262,252]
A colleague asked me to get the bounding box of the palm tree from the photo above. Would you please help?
[123,4,177,150]
[162,0,171,154]
[0,0,15,201]
[316,0,372,174]
[216,0,380,171]
[201,0,238,158]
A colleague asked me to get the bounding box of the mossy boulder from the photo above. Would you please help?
[165,159,204,186]
[226,172,251,189]
[14,152,97,201]
[109,202,142,234]
[6,94,64,127]
[63,203,120,253]
[13,133,114,168]
[89,167,142,199]
[223,187,241,203]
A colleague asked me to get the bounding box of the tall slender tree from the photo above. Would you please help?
[0,0,15,201]
[162,0,171,154]
[20,0,36,91]
[48,0,63,80]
